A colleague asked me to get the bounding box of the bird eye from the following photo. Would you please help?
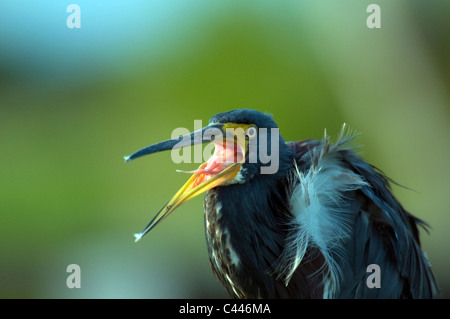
[246,126,257,140]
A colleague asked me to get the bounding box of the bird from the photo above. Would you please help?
[124,108,441,299]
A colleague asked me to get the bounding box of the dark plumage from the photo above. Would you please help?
[126,109,441,299]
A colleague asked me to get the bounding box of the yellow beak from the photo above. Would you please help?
[125,122,252,241]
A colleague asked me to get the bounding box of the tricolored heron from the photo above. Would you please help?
[125,109,441,298]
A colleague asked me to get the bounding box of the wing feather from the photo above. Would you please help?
[280,130,441,298]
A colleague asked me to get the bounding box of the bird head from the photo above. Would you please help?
[125,109,291,241]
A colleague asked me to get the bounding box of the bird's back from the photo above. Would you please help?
[283,138,441,298]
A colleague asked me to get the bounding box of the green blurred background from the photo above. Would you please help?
[1,0,449,298]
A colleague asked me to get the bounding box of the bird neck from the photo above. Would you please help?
[214,173,290,237]
[204,174,291,297]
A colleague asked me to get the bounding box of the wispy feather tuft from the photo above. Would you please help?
[274,127,368,297]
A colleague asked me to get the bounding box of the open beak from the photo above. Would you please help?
[125,123,249,242]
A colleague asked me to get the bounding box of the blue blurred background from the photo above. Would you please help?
[1,0,449,298]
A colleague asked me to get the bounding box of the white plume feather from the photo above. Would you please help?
[274,130,368,298]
